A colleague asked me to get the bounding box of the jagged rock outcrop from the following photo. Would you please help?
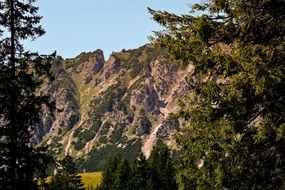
[74,49,105,75]
[35,57,80,142]
[100,53,121,81]
[37,44,192,171]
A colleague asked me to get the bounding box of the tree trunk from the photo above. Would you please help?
[9,0,17,189]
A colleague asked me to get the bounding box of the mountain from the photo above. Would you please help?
[36,44,193,171]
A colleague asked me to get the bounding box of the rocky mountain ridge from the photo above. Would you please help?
[37,44,192,171]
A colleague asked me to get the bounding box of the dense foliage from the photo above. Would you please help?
[47,155,84,190]
[149,0,285,189]
[0,0,54,189]
[97,143,177,190]
[148,142,177,190]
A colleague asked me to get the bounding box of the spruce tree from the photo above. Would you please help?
[96,154,133,190]
[0,0,54,189]
[96,154,122,190]
[149,0,285,189]
[148,142,177,190]
[130,153,153,190]
[114,158,131,190]
[47,155,84,190]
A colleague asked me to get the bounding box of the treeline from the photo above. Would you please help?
[45,142,177,190]
[96,142,177,190]
[46,155,84,190]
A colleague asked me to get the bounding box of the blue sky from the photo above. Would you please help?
[24,0,198,59]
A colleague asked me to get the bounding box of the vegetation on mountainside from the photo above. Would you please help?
[47,155,84,190]
[65,52,95,70]
[76,140,142,172]
[119,45,168,79]
[149,0,285,189]
[40,43,180,172]
[72,83,128,151]
[97,143,176,190]
[80,172,102,190]
[47,172,102,190]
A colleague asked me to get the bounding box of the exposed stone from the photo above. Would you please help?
[157,118,179,138]
[136,116,151,136]
[36,45,193,168]
[83,75,92,84]
[76,49,105,77]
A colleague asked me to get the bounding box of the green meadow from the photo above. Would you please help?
[80,172,102,189]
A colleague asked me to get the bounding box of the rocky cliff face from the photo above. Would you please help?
[37,44,192,171]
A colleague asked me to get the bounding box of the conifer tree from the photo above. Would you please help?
[47,155,84,190]
[114,158,131,190]
[96,154,122,190]
[148,142,177,190]
[149,0,285,189]
[131,153,153,190]
[98,149,177,190]
[97,154,133,190]
[0,0,54,189]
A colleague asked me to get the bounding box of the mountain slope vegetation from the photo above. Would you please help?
[37,44,191,171]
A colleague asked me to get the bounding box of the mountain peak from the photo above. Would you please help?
[37,45,191,171]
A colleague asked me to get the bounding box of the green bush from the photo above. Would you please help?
[109,123,125,144]
[73,127,82,138]
[74,141,85,151]
[81,130,96,142]
[98,136,108,144]
[129,61,144,79]
[99,121,112,135]
[90,119,102,134]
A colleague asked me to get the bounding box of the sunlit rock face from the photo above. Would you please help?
[36,44,193,171]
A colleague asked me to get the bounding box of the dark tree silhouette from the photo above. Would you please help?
[96,154,122,190]
[148,142,177,190]
[98,146,177,190]
[0,0,54,189]
[149,0,285,189]
[47,155,84,190]
[113,158,131,190]
[130,152,153,190]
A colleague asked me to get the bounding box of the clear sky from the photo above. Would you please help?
[24,0,198,59]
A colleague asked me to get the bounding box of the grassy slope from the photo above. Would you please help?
[80,172,102,189]
[45,45,170,171]
[47,172,102,189]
